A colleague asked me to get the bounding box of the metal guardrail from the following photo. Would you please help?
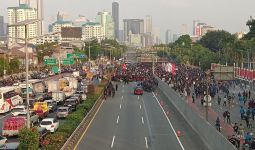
[61,94,103,150]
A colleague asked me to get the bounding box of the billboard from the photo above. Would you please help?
[211,64,234,81]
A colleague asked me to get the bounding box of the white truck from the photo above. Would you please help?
[52,91,66,103]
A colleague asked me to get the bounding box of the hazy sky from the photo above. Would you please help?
[1,0,255,36]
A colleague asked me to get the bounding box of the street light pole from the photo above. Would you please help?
[89,42,91,62]
[25,25,30,128]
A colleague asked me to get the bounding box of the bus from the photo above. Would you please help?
[0,86,23,114]
[18,79,47,99]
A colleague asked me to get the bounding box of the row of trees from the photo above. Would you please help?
[156,18,255,70]
[0,58,20,76]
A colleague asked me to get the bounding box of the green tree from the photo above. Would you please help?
[174,35,192,48]
[243,17,255,40]
[19,127,40,150]
[9,58,20,73]
[199,30,236,52]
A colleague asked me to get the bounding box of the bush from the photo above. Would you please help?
[42,132,67,150]
[19,127,40,150]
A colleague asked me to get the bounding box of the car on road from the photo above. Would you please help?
[56,107,71,119]
[134,87,144,95]
[44,100,57,112]
[64,99,77,111]
[71,94,82,104]
[76,91,87,101]
[11,105,27,117]
[40,118,59,133]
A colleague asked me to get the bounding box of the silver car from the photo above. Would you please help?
[56,107,70,119]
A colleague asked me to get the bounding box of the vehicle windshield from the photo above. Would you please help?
[58,109,68,112]
[41,121,52,125]
[12,108,25,112]
[17,113,26,117]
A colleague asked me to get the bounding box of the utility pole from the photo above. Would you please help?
[25,25,30,128]
[152,53,155,75]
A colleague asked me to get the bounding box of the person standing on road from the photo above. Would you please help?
[115,84,118,91]
[223,96,227,106]
[226,111,231,124]
[192,93,195,103]
[233,123,239,134]
[216,117,221,132]
[217,96,221,105]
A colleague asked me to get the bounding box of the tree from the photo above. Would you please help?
[199,30,236,52]
[9,58,20,74]
[19,127,40,150]
[85,39,101,60]
[174,35,192,48]
[243,17,255,40]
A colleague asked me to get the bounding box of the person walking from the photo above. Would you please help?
[216,117,221,132]
[115,84,118,91]
[226,111,231,124]
[192,93,195,103]
[217,96,221,105]
[223,96,227,106]
[233,123,239,134]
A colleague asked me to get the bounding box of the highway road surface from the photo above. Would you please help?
[75,82,208,150]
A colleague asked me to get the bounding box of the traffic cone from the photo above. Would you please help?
[177,130,181,137]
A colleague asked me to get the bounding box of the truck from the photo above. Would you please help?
[2,117,26,136]
[33,102,49,119]
[52,91,66,103]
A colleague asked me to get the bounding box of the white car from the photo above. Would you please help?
[11,105,27,117]
[40,118,59,133]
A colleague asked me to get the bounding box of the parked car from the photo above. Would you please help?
[64,99,77,111]
[11,105,27,117]
[56,107,71,119]
[40,118,59,133]
[71,94,82,104]
[44,100,57,112]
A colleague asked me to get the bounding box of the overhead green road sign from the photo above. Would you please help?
[52,66,59,74]
[44,58,57,65]
[61,58,74,65]
[67,53,86,59]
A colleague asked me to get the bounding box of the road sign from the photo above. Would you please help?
[67,53,73,58]
[44,58,57,65]
[61,58,74,65]
[67,53,86,59]
[52,66,59,74]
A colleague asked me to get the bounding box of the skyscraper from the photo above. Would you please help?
[123,19,144,42]
[145,15,152,34]
[165,29,172,44]
[153,27,161,44]
[193,20,199,35]
[180,24,188,35]
[8,3,38,45]
[0,16,4,37]
[96,11,114,40]
[112,2,119,40]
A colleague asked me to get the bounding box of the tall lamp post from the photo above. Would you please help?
[8,19,40,128]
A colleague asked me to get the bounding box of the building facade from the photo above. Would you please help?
[145,15,152,34]
[112,2,119,40]
[8,4,39,45]
[36,32,61,45]
[82,22,105,41]
[165,29,172,44]
[0,16,4,37]
[51,20,73,33]
[123,19,144,42]
[201,25,217,36]
[96,11,114,40]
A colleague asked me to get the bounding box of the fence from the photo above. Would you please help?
[156,77,237,150]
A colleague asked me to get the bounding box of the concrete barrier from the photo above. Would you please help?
[156,77,237,150]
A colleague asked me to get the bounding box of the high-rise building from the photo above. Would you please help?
[112,2,119,40]
[0,16,4,37]
[96,11,114,39]
[201,25,217,36]
[195,22,207,37]
[180,24,188,35]
[153,27,161,44]
[123,19,144,42]
[145,15,152,34]
[8,3,39,45]
[165,29,172,44]
[82,22,105,42]
[193,20,199,35]
[49,12,73,33]
[119,30,124,42]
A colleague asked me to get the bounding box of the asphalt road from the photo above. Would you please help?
[75,82,204,150]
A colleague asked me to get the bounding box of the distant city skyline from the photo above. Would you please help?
[1,0,255,40]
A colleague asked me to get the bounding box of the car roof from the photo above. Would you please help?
[13,105,26,108]
[66,99,76,101]
[41,118,55,121]
[44,100,54,103]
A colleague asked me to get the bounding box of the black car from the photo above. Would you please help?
[64,99,77,111]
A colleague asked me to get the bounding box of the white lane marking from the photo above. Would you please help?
[117,116,119,124]
[138,96,140,100]
[145,136,148,149]
[140,104,142,110]
[141,116,144,124]
[120,104,122,109]
[152,92,185,150]
[111,136,115,148]
[121,96,123,99]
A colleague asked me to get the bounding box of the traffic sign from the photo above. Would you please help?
[52,66,59,74]
[67,53,86,59]
[61,58,74,65]
[67,53,73,58]
[44,58,57,65]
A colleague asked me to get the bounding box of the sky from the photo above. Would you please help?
[1,0,255,38]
